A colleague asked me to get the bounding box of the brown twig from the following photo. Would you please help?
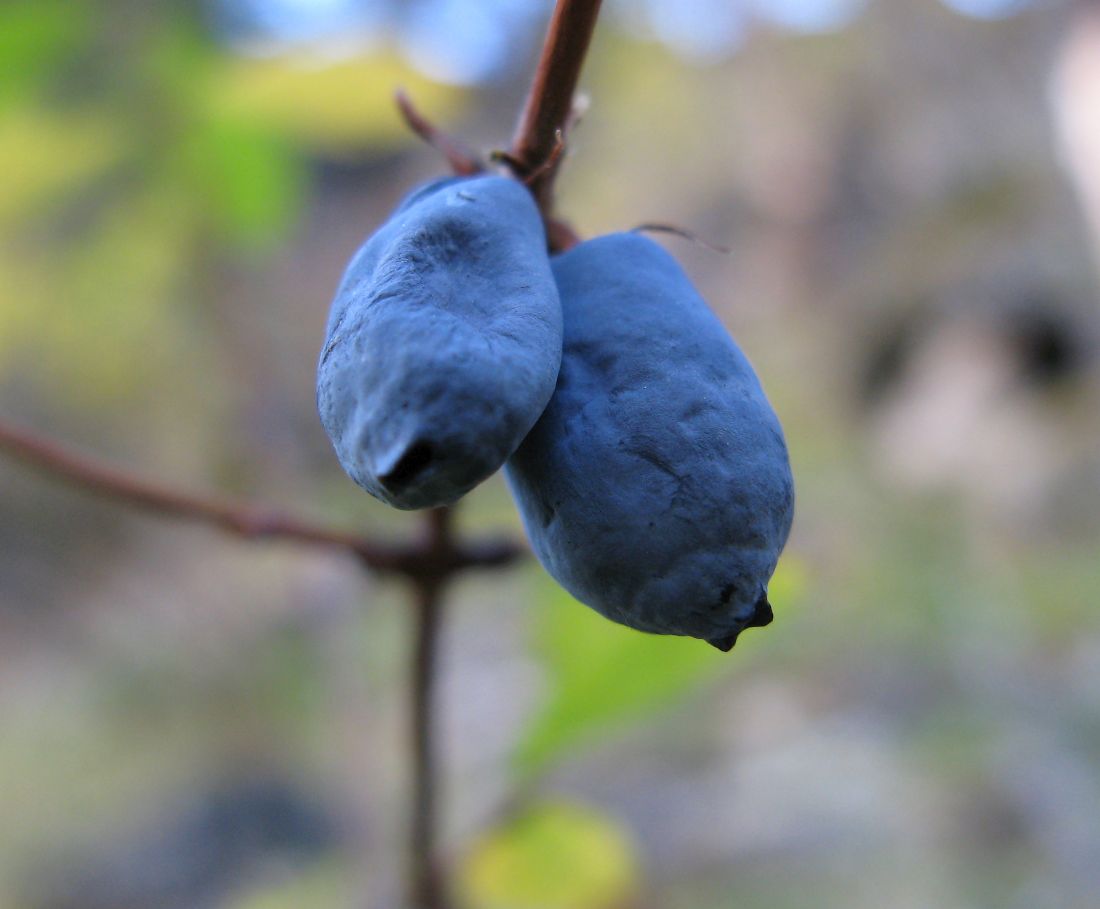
[0,420,523,580]
[509,0,604,214]
[407,509,452,909]
[395,89,485,177]
[632,222,733,254]
[392,3,599,252]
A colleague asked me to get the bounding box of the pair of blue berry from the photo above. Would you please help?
[317,175,793,650]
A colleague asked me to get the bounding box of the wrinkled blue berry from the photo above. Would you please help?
[505,233,794,650]
[317,176,562,510]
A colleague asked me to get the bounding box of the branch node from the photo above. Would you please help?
[0,419,524,582]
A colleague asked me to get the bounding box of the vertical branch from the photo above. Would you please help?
[401,1,607,904]
[407,506,454,909]
[409,575,448,909]
[509,0,604,216]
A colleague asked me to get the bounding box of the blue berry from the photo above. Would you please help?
[317,176,562,510]
[505,233,794,649]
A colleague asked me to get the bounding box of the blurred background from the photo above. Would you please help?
[3,0,1100,906]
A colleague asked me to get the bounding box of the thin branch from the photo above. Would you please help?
[0,420,523,578]
[509,0,604,213]
[633,222,732,254]
[396,89,485,177]
[408,568,450,909]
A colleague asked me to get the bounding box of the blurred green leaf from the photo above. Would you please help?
[139,11,221,107]
[173,116,305,248]
[518,558,809,776]
[458,801,638,909]
[0,188,192,403]
[0,105,124,226]
[516,576,727,776]
[0,0,90,106]
[768,554,809,612]
[129,18,305,248]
